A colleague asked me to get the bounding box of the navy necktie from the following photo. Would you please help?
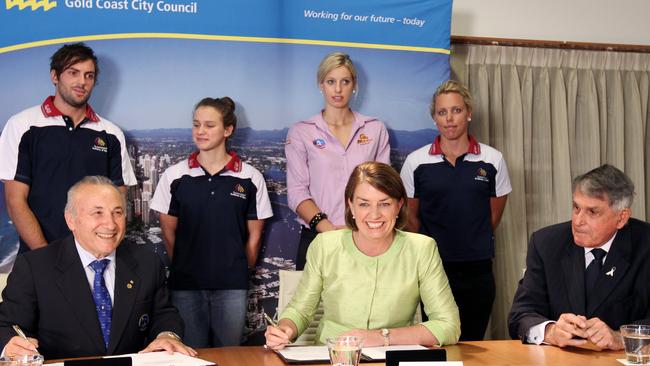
[585,248,606,299]
[90,259,112,349]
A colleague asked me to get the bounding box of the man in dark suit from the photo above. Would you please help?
[508,164,650,351]
[0,176,196,359]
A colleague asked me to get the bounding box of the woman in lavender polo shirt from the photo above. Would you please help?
[285,52,390,270]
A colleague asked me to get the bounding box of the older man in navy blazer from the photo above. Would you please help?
[508,164,650,350]
[0,176,196,359]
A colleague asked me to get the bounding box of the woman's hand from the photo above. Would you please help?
[340,329,384,347]
[265,323,295,350]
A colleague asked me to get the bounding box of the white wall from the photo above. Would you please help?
[452,0,650,46]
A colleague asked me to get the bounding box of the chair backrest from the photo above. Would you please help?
[413,303,423,324]
[277,270,324,345]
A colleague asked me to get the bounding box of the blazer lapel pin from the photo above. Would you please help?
[605,266,616,277]
[127,280,135,289]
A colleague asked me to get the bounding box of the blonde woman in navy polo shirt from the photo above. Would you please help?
[151,97,273,347]
[400,81,512,341]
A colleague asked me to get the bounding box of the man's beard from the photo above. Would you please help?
[59,86,91,109]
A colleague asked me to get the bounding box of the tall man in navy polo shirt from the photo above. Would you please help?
[401,80,512,341]
[0,43,136,252]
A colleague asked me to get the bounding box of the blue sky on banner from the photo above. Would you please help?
[0,41,450,131]
[0,0,452,132]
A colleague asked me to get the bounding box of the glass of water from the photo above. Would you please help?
[0,355,44,366]
[326,335,363,366]
[621,324,650,364]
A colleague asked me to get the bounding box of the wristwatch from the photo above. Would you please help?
[157,331,182,342]
[381,328,390,346]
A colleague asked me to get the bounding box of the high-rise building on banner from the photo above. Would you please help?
[134,197,142,217]
[143,179,153,196]
[150,166,158,189]
[142,191,151,227]
[143,154,152,179]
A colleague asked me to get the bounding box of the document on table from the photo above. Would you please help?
[275,345,330,362]
[275,344,428,363]
[48,352,215,366]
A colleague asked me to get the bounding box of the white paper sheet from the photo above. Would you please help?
[362,345,428,360]
[276,345,330,362]
[276,344,431,362]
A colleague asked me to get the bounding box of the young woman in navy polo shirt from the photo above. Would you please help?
[151,97,273,347]
[400,81,512,341]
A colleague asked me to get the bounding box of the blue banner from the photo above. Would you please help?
[0,0,450,341]
[1,0,451,53]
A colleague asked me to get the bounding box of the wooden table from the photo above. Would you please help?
[197,340,625,366]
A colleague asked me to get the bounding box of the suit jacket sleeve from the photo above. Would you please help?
[508,230,553,342]
[147,255,183,339]
[0,254,39,349]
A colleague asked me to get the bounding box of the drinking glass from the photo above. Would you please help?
[621,324,650,364]
[326,335,363,366]
[0,355,44,366]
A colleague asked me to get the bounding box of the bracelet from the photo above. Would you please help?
[309,212,328,231]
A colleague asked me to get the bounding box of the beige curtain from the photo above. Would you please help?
[451,44,650,340]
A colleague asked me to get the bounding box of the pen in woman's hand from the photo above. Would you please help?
[263,313,293,349]
[263,313,277,350]
[263,312,277,327]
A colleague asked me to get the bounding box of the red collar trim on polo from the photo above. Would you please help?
[429,135,481,155]
[188,151,242,173]
[40,96,100,122]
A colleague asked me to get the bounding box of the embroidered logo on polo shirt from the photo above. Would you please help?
[474,168,489,183]
[230,184,247,199]
[92,137,108,153]
[312,138,326,149]
[356,133,372,145]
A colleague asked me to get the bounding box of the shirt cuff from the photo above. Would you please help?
[527,320,554,344]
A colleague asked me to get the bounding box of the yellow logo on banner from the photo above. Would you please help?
[5,0,57,11]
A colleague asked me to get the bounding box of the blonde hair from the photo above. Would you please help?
[430,80,474,117]
[316,52,357,87]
